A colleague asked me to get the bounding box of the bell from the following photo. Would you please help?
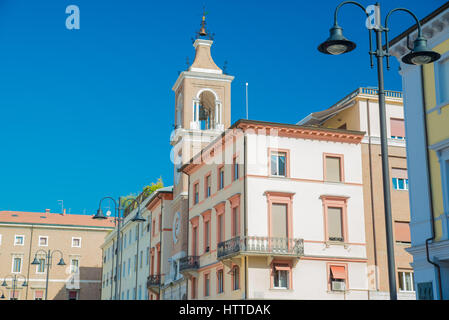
[199,106,209,121]
[199,26,207,36]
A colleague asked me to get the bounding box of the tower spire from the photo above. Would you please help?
[194,7,214,40]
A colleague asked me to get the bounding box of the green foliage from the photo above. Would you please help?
[143,177,164,197]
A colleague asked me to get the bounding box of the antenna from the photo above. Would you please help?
[245,82,249,119]
[57,200,64,214]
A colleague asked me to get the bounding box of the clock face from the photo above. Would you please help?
[173,212,181,244]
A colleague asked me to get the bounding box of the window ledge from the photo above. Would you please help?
[325,241,349,249]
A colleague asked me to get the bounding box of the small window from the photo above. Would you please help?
[328,207,344,242]
[325,156,342,182]
[14,235,24,246]
[392,178,409,190]
[398,271,414,292]
[70,259,79,273]
[193,183,199,204]
[68,290,78,300]
[270,151,287,177]
[205,175,211,198]
[204,273,210,297]
[232,207,239,238]
[204,220,210,253]
[36,258,46,273]
[233,157,239,181]
[12,257,22,273]
[232,266,240,291]
[191,277,197,299]
[330,265,346,291]
[72,237,81,248]
[39,236,48,247]
[217,214,224,243]
[273,264,290,289]
[218,167,225,190]
[217,269,224,294]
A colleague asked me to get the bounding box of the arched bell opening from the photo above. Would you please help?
[192,89,222,131]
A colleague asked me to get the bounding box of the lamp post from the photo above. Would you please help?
[318,1,440,300]
[31,249,66,300]
[93,196,145,300]
[1,274,28,300]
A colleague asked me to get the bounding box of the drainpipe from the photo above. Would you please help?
[243,133,248,300]
[420,66,443,300]
[158,194,164,300]
[110,238,115,299]
[186,172,190,299]
[135,218,140,300]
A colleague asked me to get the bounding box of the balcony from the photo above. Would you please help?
[179,256,200,273]
[147,275,161,294]
[217,236,304,260]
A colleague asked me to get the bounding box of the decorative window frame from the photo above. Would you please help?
[326,262,349,292]
[35,255,46,274]
[216,266,224,294]
[201,210,212,254]
[11,255,23,274]
[217,165,225,191]
[229,194,241,238]
[71,237,82,248]
[14,235,25,246]
[268,148,290,178]
[193,180,200,205]
[204,271,211,297]
[434,51,449,113]
[320,195,349,246]
[190,216,200,256]
[270,259,293,290]
[214,202,226,245]
[38,236,48,247]
[323,153,345,183]
[264,192,294,241]
[231,264,240,291]
[204,172,212,199]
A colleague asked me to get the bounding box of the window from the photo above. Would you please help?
[68,291,78,300]
[390,118,405,139]
[218,166,225,190]
[134,254,138,271]
[191,277,197,299]
[233,157,239,181]
[232,266,240,291]
[39,236,48,247]
[217,213,224,243]
[395,221,411,244]
[193,182,199,204]
[271,204,288,239]
[14,235,24,246]
[272,264,290,289]
[205,175,211,198]
[192,226,198,256]
[232,207,239,238]
[204,273,210,297]
[34,290,44,300]
[140,250,143,268]
[324,155,343,182]
[70,259,79,274]
[328,207,344,242]
[398,271,414,292]
[72,237,81,248]
[36,258,45,274]
[270,151,287,177]
[146,247,150,266]
[128,258,131,275]
[12,257,22,273]
[204,220,210,253]
[435,55,449,106]
[0,234,2,246]
[217,269,224,294]
[392,168,408,191]
[152,219,156,236]
[329,265,347,291]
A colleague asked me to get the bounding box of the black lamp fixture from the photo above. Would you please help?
[57,258,66,266]
[31,257,41,265]
[93,208,107,220]
[1,280,7,287]
[402,36,441,65]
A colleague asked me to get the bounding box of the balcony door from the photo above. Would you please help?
[271,203,289,252]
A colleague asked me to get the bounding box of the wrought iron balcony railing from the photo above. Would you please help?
[179,256,200,272]
[147,274,161,288]
[217,236,304,259]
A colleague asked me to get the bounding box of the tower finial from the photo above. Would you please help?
[194,7,214,40]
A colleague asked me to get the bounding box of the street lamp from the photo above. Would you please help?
[318,1,440,300]
[31,249,66,300]
[1,274,28,300]
[93,196,146,300]
[0,289,5,299]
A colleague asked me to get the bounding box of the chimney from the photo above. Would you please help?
[63,208,66,215]
[45,209,50,215]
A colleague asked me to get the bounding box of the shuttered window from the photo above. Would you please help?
[328,207,343,242]
[390,118,405,139]
[271,204,288,239]
[325,156,342,182]
[395,221,411,243]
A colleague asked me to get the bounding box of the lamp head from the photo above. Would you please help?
[57,258,66,266]
[131,211,146,223]
[318,25,356,55]
[0,293,4,299]
[22,281,28,287]
[93,208,107,220]
[1,280,7,287]
[402,37,441,65]
[31,257,41,265]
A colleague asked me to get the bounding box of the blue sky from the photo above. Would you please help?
[0,0,440,215]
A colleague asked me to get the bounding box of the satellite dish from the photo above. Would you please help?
[106,210,112,217]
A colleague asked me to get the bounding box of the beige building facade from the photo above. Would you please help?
[0,209,114,300]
